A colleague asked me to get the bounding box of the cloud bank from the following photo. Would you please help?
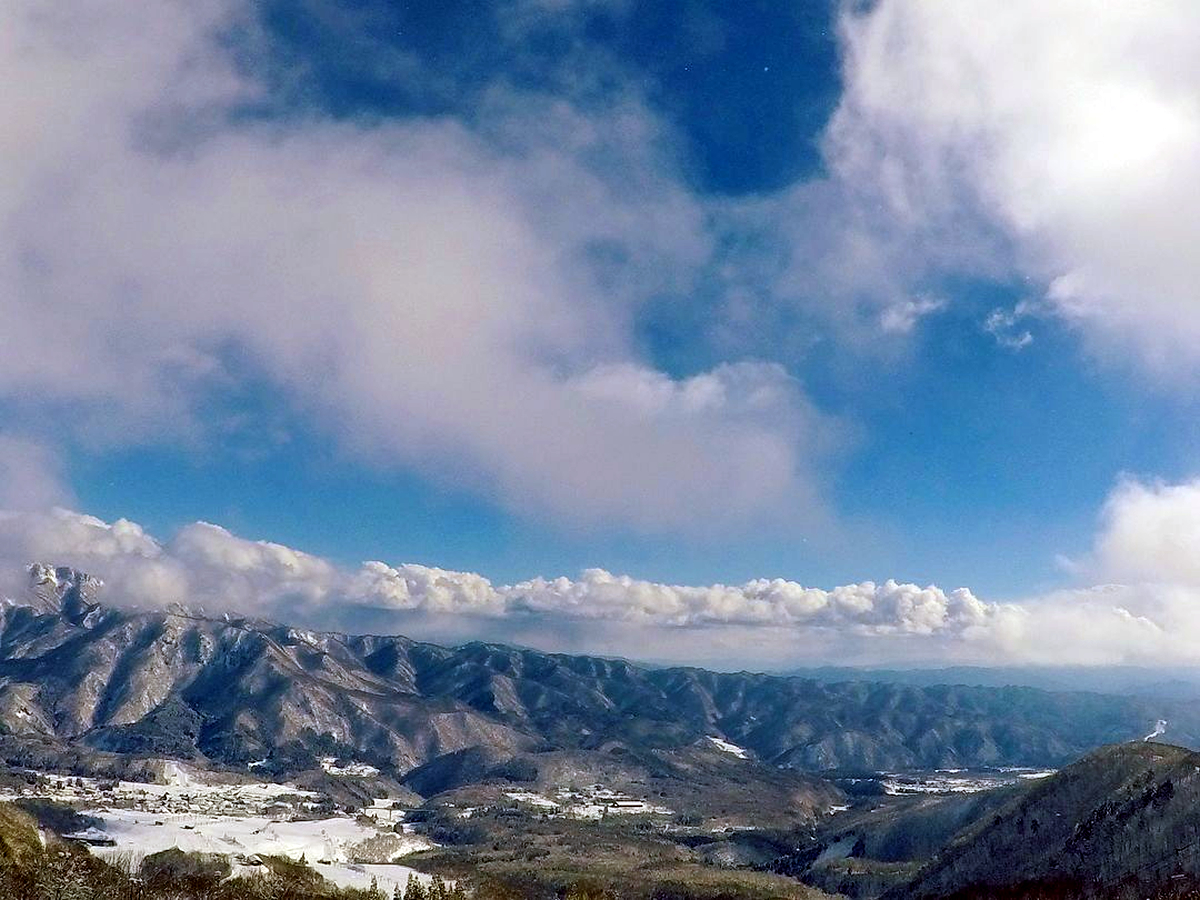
[3,491,1200,669]
[0,507,994,636]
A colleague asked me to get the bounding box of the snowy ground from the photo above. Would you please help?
[879,768,1056,795]
[313,862,431,894]
[92,810,434,892]
[502,785,673,819]
[706,737,750,759]
[320,756,382,778]
[2,761,435,892]
[504,791,558,810]
[0,766,318,817]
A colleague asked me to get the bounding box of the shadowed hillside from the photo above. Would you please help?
[893,742,1200,899]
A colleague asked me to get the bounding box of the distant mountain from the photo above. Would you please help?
[789,664,1200,699]
[893,742,1200,899]
[0,565,1196,781]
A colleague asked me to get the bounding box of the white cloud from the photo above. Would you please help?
[11,501,1200,668]
[982,583,1200,668]
[0,437,70,511]
[0,0,837,534]
[347,561,503,616]
[0,503,1115,667]
[0,506,1003,661]
[0,507,989,634]
[505,569,992,635]
[979,476,1200,666]
[828,0,1200,370]
[984,305,1035,351]
[879,296,945,335]
[1086,477,1200,586]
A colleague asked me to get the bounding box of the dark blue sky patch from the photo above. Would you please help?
[252,0,840,195]
[607,0,841,193]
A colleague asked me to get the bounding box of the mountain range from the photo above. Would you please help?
[0,564,1194,785]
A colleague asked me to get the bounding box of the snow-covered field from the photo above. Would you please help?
[320,756,382,778]
[879,767,1056,795]
[313,862,431,895]
[93,810,428,862]
[2,760,436,892]
[91,809,434,891]
[502,785,673,819]
[504,791,558,810]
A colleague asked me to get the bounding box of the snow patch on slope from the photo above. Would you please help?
[1145,719,1168,741]
[707,736,750,759]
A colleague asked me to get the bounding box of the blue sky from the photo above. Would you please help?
[49,0,1183,593]
[5,0,1200,666]
[69,310,1198,598]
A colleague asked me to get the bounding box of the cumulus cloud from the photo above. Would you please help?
[0,502,1136,667]
[0,507,985,630]
[11,502,1200,667]
[1086,477,1200,586]
[969,476,1200,667]
[505,569,993,634]
[0,506,1006,661]
[828,0,1200,370]
[0,0,838,533]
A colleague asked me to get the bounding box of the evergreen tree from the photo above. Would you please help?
[405,873,429,900]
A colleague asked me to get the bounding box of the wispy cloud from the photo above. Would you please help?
[880,296,946,335]
[984,304,1035,350]
[0,437,71,511]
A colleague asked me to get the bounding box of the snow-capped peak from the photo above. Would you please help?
[29,562,103,592]
[26,563,104,623]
